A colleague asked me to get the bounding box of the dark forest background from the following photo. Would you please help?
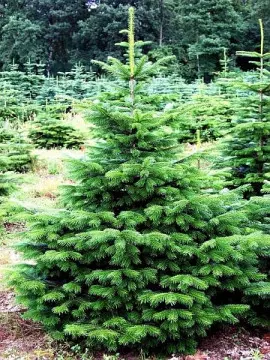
[0,0,268,80]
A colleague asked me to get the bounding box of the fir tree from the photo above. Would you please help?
[59,64,95,100]
[10,8,270,355]
[170,82,234,144]
[0,62,44,123]
[218,19,270,197]
[0,127,33,173]
[29,109,85,149]
[0,162,15,198]
[214,22,270,325]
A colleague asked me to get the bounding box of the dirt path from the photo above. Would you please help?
[0,294,49,359]
[0,221,51,359]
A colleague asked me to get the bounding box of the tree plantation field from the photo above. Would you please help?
[0,6,270,360]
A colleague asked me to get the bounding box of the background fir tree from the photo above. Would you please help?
[169,82,234,144]
[217,19,270,198]
[0,61,45,123]
[9,7,270,355]
[0,127,33,173]
[0,168,15,238]
[29,109,85,150]
[0,160,15,198]
[212,21,270,326]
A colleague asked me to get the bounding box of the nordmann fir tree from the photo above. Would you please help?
[9,8,270,354]
[219,19,270,198]
[215,21,270,327]
[169,83,234,144]
[0,128,33,173]
[0,153,15,199]
[29,110,85,150]
[0,165,13,235]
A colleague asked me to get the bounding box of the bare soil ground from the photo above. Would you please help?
[0,285,269,359]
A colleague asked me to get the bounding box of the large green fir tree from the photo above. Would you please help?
[10,8,270,354]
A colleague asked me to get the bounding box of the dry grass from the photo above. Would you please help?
[32,148,84,176]
[0,250,12,266]
[24,175,63,200]
[67,113,91,133]
[12,148,85,210]
[0,266,7,291]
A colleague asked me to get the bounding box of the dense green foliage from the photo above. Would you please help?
[29,112,85,149]
[170,87,233,143]
[0,126,32,232]
[9,9,270,355]
[0,0,269,80]
[0,167,14,198]
[0,61,109,114]
[218,20,270,197]
[0,127,33,173]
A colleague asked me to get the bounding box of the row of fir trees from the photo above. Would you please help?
[8,8,270,355]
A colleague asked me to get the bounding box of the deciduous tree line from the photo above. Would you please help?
[0,0,269,79]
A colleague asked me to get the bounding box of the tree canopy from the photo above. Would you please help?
[0,0,267,79]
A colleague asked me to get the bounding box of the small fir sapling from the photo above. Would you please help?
[0,127,33,173]
[28,109,85,149]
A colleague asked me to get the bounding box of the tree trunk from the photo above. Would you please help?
[159,0,164,46]
[46,47,53,77]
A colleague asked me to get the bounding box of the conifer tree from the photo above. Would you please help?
[0,61,44,123]
[218,19,270,197]
[29,110,85,150]
[170,82,234,144]
[215,22,270,326]
[0,163,15,198]
[61,64,95,100]
[0,127,33,173]
[0,169,14,236]
[10,8,270,355]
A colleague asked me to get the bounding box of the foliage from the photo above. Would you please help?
[0,171,15,199]
[0,63,42,123]
[0,125,31,232]
[217,20,270,197]
[174,0,243,80]
[242,195,270,328]
[212,21,270,327]
[0,0,263,79]
[29,111,85,149]
[170,83,233,143]
[0,127,33,173]
[9,8,270,355]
